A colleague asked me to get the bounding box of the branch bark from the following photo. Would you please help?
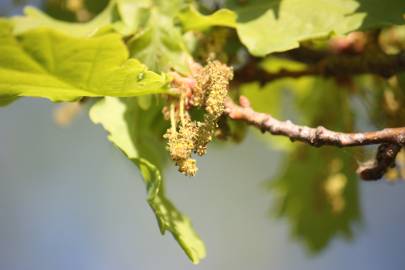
[234,51,405,85]
[224,96,404,180]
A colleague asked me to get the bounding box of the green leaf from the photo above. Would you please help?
[127,10,190,73]
[272,146,361,252]
[233,0,355,55]
[152,0,188,16]
[184,0,405,56]
[356,0,405,29]
[12,3,114,37]
[242,75,362,251]
[224,0,279,22]
[111,0,190,72]
[10,0,192,73]
[113,0,187,34]
[178,6,236,30]
[112,0,151,36]
[0,20,169,102]
[236,0,405,55]
[136,158,206,264]
[0,96,19,107]
[89,97,206,264]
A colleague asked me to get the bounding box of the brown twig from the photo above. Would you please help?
[224,96,404,180]
[234,51,405,85]
[234,62,318,85]
[225,96,405,147]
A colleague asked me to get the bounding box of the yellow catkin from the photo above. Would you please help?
[164,121,199,175]
[204,60,233,118]
[164,60,233,176]
[192,60,233,114]
[194,115,217,156]
[191,72,209,107]
[177,158,198,176]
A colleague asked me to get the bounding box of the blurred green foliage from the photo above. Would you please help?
[1,0,405,263]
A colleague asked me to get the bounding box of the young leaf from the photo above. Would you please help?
[0,21,169,102]
[127,11,190,73]
[111,0,191,72]
[89,97,206,264]
[113,0,187,34]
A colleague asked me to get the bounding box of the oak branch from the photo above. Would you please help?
[224,96,404,181]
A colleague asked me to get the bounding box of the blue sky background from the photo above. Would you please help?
[1,1,405,269]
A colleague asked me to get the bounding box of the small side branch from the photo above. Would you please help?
[357,144,402,181]
[224,96,404,180]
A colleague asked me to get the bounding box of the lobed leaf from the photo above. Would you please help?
[272,145,361,252]
[181,0,405,56]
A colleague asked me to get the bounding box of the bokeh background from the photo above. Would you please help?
[1,1,405,269]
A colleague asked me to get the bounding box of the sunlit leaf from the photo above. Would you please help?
[182,0,405,56]
[0,20,169,102]
[234,0,405,55]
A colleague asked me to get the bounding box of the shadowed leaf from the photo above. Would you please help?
[89,97,206,264]
[269,78,361,252]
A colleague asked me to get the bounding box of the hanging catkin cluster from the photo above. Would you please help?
[164,60,233,176]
